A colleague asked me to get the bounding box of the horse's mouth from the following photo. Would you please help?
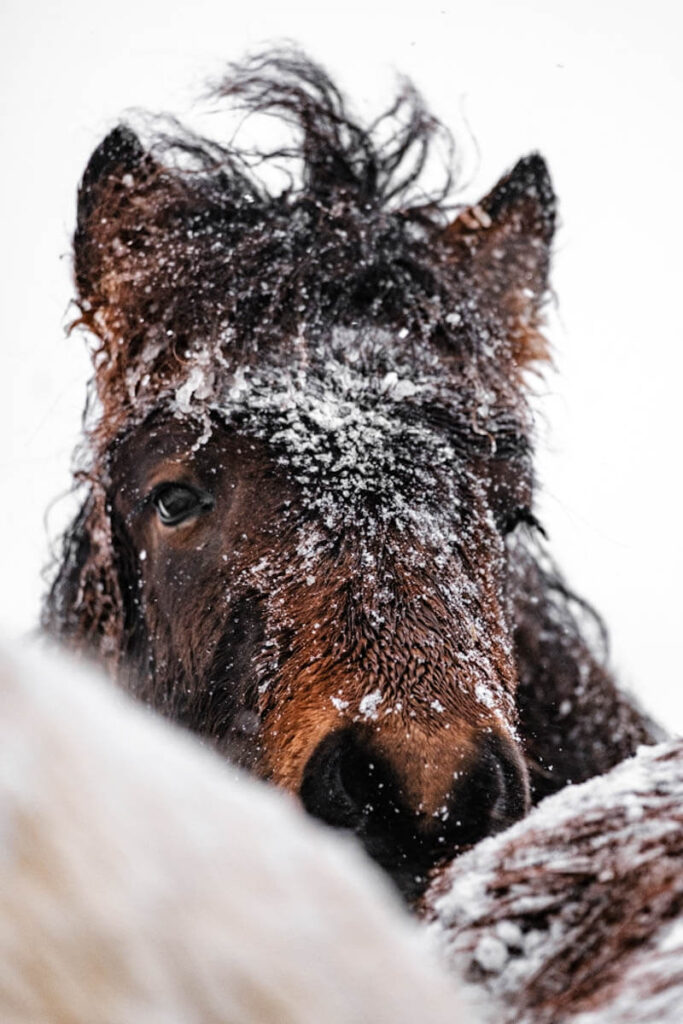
[354,823,475,905]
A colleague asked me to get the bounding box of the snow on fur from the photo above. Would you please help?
[45,54,659,896]
[0,641,469,1024]
[423,740,683,1023]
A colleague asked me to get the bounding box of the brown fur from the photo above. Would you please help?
[44,49,659,899]
[423,739,683,1023]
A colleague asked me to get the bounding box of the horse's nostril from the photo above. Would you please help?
[300,729,387,830]
[300,728,528,844]
[450,733,529,846]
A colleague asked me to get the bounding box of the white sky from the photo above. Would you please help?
[1,0,681,729]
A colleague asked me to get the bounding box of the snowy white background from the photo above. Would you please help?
[1,0,681,729]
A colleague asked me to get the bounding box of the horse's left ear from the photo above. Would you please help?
[74,124,151,309]
[444,154,556,366]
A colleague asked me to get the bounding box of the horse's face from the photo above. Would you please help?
[50,55,558,899]
[108,327,534,896]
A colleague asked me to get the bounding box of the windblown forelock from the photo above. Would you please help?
[78,50,537,452]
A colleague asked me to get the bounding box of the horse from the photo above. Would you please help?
[43,49,658,901]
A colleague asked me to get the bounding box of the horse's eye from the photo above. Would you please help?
[153,484,211,526]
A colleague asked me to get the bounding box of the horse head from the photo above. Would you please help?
[45,52,654,899]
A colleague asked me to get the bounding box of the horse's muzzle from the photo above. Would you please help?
[300,726,529,902]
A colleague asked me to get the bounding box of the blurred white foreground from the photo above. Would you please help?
[0,640,467,1024]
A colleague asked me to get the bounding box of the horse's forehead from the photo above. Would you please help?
[196,334,493,526]
[211,331,444,447]
[178,325,482,419]
[114,325,525,531]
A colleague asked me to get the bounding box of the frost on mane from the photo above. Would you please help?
[423,740,683,1024]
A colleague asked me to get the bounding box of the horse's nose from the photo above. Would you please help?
[299,727,528,877]
[445,730,530,845]
[300,728,393,831]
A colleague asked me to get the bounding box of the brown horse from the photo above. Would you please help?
[44,50,658,900]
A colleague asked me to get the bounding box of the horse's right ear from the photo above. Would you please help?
[74,125,150,307]
[443,154,556,367]
[77,126,145,229]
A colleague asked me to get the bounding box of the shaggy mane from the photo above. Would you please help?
[74,50,472,438]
